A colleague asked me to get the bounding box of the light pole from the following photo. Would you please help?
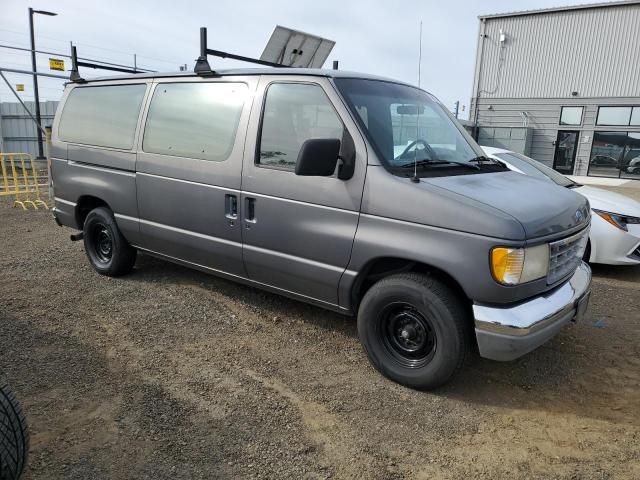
[29,7,57,160]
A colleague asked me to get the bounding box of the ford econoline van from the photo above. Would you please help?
[50,69,592,389]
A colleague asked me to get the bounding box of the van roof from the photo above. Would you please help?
[76,67,417,88]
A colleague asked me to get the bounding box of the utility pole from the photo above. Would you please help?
[454,100,460,118]
[28,7,57,160]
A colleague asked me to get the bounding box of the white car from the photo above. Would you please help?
[482,146,640,265]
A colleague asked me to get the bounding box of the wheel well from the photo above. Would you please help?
[75,196,110,228]
[351,258,470,312]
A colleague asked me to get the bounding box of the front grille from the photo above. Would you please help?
[547,228,589,285]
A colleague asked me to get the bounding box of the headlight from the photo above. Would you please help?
[593,209,640,232]
[490,244,549,285]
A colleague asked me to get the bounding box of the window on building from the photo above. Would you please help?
[258,83,343,171]
[59,84,147,149]
[559,106,583,126]
[143,82,247,162]
[588,131,640,180]
[623,133,640,180]
[596,106,633,126]
[631,107,640,126]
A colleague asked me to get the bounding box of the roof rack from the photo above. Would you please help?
[70,45,153,83]
[194,27,284,76]
[68,26,335,82]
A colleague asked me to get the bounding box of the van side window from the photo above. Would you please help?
[143,82,248,162]
[258,83,343,170]
[58,84,146,150]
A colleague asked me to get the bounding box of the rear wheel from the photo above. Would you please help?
[0,383,29,480]
[83,207,136,276]
[357,273,470,390]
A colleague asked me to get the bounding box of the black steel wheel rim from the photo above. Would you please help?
[380,302,436,368]
[92,223,113,264]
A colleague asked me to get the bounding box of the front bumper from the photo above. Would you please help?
[473,262,592,361]
[590,215,640,265]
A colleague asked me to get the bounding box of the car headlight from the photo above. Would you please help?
[593,209,640,232]
[490,244,549,285]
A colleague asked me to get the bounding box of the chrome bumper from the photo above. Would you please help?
[473,262,592,361]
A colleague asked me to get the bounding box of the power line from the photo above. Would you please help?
[0,28,185,66]
[0,43,156,72]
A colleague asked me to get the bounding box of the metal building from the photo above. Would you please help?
[470,0,640,180]
[0,101,58,158]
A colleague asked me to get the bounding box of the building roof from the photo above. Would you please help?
[479,0,640,19]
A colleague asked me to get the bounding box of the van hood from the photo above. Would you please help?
[425,171,590,239]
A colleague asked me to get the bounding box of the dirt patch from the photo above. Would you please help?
[1,198,639,479]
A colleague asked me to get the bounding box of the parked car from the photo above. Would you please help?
[482,147,640,265]
[50,69,592,389]
[589,155,619,167]
[624,154,640,174]
[0,382,29,480]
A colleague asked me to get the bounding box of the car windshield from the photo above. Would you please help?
[493,152,577,188]
[334,78,498,177]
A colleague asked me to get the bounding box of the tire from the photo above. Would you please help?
[0,384,29,480]
[357,273,470,390]
[83,207,136,276]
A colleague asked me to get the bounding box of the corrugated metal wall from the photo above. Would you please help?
[0,101,58,157]
[475,3,640,99]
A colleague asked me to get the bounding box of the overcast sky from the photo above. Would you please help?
[1,0,598,119]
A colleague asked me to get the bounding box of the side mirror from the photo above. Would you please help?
[295,138,341,176]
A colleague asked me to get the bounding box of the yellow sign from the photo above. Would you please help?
[16,84,25,92]
[49,58,65,71]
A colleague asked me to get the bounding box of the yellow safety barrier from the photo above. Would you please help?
[0,153,49,210]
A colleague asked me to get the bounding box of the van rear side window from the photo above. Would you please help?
[59,84,147,150]
[143,82,248,162]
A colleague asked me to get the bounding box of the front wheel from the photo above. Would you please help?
[357,273,470,390]
[83,207,136,276]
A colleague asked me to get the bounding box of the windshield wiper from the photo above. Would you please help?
[396,159,480,170]
[468,155,505,167]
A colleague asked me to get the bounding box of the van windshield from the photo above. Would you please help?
[334,78,501,177]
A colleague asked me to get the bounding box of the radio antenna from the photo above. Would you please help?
[410,20,423,183]
[418,20,423,87]
[411,109,421,183]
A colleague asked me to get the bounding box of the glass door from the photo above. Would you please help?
[553,130,579,174]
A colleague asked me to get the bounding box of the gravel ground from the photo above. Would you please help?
[1,195,639,480]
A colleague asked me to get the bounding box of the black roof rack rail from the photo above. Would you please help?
[70,45,154,83]
[194,27,285,76]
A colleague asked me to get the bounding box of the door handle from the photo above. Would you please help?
[245,197,256,223]
[225,194,238,220]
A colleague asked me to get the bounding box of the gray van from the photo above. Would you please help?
[50,69,592,389]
